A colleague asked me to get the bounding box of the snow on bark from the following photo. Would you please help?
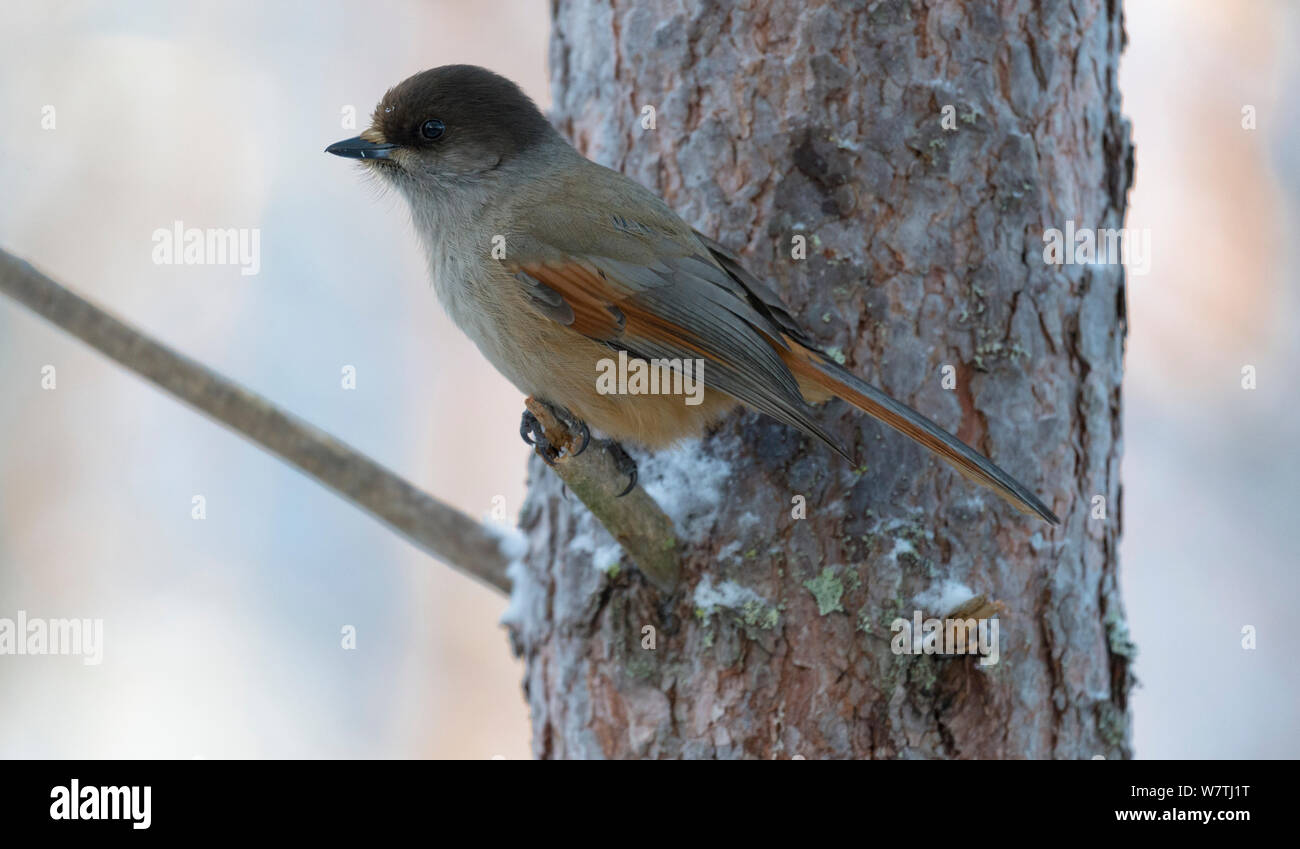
[506,0,1133,759]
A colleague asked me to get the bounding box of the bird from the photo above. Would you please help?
[326,64,1059,525]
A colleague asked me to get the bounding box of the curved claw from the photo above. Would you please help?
[571,421,591,457]
[529,400,591,460]
[615,466,637,498]
[607,441,639,497]
[519,410,538,446]
[520,409,559,464]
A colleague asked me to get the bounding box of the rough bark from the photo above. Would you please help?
[505,0,1134,759]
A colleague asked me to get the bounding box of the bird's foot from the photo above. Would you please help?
[553,406,591,457]
[520,399,590,461]
[519,409,560,464]
[521,398,630,495]
[606,441,638,497]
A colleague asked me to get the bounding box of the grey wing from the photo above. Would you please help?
[503,225,851,459]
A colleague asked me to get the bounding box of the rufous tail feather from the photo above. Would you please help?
[781,339,1060,524]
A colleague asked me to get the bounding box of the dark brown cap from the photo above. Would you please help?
[370,65,555,160]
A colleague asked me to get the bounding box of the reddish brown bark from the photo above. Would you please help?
[506,0,1133,759]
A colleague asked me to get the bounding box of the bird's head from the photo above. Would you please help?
[326,64,556,195]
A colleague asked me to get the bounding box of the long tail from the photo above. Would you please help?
[781,340,1060,525]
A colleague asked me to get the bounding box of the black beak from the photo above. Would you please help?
[325,136,398,160]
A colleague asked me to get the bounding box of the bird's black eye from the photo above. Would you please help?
[420,118,445,141]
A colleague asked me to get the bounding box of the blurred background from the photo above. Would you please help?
[0,0,1295,758]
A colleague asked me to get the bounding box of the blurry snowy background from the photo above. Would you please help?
[0,0,1295,758]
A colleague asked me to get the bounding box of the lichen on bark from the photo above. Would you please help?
[505,0,1133,759]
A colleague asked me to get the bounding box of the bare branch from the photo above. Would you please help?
[524,398,680,590]
[0,248,511,595]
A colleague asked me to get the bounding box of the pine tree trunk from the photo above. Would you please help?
[505,0,1134,759]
